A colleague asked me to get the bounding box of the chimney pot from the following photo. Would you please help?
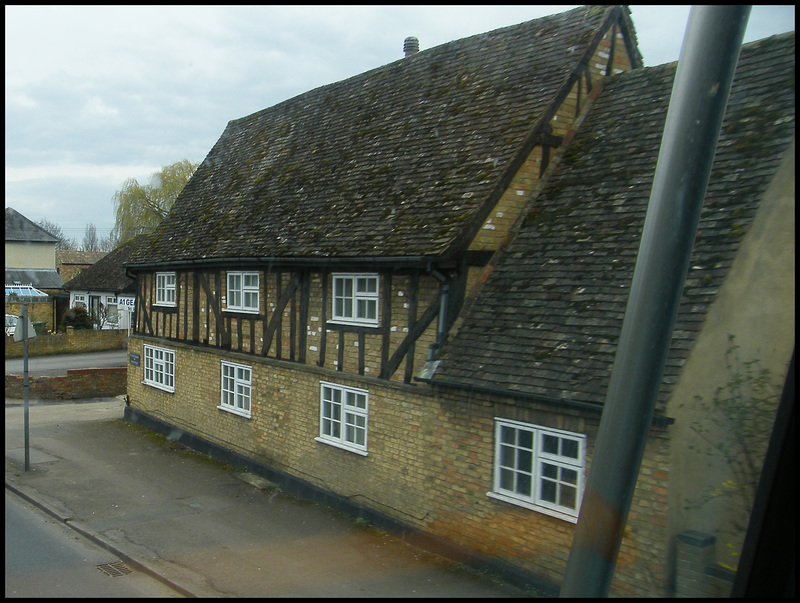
[403,36,419,57]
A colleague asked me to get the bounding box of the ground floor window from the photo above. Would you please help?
[489,418,586,522]
[316,381,368,455]
[143,345,175,393]
[219,361,252,418]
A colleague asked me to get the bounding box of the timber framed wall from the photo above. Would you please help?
[133,267,445,383]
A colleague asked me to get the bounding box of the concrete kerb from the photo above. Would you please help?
[4,479,198,598]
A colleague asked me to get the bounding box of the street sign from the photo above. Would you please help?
[13,315,36,343]
[118,296,136,309]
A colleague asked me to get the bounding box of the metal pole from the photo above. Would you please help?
[22,303,31,471]
[560,5,750,597]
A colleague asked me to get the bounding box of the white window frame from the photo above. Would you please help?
[218,361,252,418]
[155,272,176,307]
[315,381,369,455]
[143,345,175,393]
[104,295,119,326]
[73,293,87,309]
[488,418,586,523]
[226,271,260,313]
[330,273,379,326]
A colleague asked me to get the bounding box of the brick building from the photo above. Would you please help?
[124,6,794,596]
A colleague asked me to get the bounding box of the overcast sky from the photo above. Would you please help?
[5,5,795,240]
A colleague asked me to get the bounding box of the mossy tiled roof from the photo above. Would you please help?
[432,33,795,410]
[63,236,146,293]
[130,6,635,267]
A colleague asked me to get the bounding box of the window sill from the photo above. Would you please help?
[217,404,251,419]
[327,319,380,328]
[141,380,174,394]
[486,491,578,524]
[315,437,368,456]
[223,308,260,316]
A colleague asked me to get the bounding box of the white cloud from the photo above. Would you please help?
[4,4,795,235]
[5,92,38,109]
[83,96,119,118]
[5,163,160,185]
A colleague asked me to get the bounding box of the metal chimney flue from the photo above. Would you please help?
[403,36,419,57]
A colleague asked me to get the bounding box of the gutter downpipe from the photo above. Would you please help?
[426,263,449,360]
[559,6,750,597]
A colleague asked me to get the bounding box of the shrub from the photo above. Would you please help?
[61,306,94,330]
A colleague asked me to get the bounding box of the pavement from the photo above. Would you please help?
[5,395,532,598]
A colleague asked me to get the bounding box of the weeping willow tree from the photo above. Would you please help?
[111,159,198,245]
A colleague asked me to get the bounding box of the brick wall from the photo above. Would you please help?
[674,530,735,597]
[5,367,126,399]
[127,334,672,596]
[5,327,128,358]
[5,299,56,333]
[127,337,438,520]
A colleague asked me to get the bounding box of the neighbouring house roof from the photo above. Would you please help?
[57,250,109,267]
[128,5,640,269]
[57,249,110,282]
[4,207,58,244]
[5,268,65,291]
[63,236,145,294]
[431,33,795,411]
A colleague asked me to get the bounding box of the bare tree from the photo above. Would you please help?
[82,222,100,251]
[36,218,78,250]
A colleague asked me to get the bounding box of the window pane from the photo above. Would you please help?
[561,467,578,484]
[357,299,377,320]
[500,425,515,445]
[517,448,532,471]
[500,444,515,468]
[562,438,579,459]
[542,463,558,479]
[518,429,533,449]
[500,468,514,491]
[540,478,557,503]
[560,484,577,509]
[517,473,532,496]
[357,277,377,293]
[543,434,559,454]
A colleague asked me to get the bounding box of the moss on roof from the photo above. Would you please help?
[130,6,629,266]
[433,33,795,409]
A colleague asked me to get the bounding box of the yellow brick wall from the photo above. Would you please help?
[126,337,438,521]
[127,336,670,596]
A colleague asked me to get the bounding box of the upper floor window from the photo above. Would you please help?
[155,272,176,307]
[219,361,252,418]
[143,344,175,393]
[316,381,368,455]
[489,419,586,522]
[227,272,260,313]
[331,273,379,326]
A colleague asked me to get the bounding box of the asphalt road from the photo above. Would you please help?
[5,350,128,377]
[5,490,182,598]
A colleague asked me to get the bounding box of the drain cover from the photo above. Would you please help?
[96,561,133,577]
